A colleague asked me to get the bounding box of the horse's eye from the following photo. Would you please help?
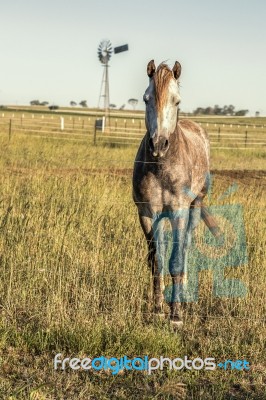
[172,96,180,106]
[143,94,149,104]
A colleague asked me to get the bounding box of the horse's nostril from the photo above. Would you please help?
[165,139,169,148]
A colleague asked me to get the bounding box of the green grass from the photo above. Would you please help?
[0,133,265,399]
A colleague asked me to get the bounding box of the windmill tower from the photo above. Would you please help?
[97,40,128,129]
[98,40,112,116]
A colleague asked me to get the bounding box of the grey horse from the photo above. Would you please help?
[133,60,221,328]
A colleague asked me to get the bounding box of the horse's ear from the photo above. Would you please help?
[172,61,181,80]
[147,60,156,78]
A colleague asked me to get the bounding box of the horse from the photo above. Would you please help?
[133,60,221,328]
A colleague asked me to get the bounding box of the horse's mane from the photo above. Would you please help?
[153,63,174,110]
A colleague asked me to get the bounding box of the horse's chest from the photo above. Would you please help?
[140,169,190,209]
[160,171,189,206]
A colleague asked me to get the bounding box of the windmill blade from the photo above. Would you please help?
[98,40,112,64]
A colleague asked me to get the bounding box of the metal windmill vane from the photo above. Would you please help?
[97,40,128,114]
[98,40,112,65]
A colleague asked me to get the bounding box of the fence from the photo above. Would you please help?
[1,111,266,149]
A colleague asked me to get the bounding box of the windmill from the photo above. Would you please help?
[97,40,128,129]
[98,40,112,113]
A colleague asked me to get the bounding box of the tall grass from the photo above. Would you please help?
[0,134,265,399]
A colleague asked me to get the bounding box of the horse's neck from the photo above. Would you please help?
[171,121,181,144]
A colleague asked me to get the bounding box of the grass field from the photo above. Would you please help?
[0,128,266,399]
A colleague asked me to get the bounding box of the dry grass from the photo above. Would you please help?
[1,109,266,149]
[0,133,265,399]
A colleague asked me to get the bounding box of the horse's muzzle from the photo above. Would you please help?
[149,137,169,158]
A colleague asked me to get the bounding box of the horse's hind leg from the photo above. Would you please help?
[182,197,203,301]
[138,214,165,316]
[185,196,203,256]
[168,209,190,327]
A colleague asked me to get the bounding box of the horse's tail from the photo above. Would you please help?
[201,205,224,242]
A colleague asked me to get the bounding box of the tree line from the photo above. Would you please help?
[30,100,88,108]
[31,100,250,115]
[193,105,249,116]
[30,98,139,110]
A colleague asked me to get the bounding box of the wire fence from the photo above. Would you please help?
[0,112,266,149]
[0,113,265,325]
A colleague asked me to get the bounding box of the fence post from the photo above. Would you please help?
[218,126,221,142]
[9,119,12,141]
[245,130,248,147]
[93,125,97,145]
[60,117,64,131]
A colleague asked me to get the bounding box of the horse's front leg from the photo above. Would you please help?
[168,208,190,327]
[138,214,165,316]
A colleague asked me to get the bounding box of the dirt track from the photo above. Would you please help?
[211,169,265,185]
[5,167,266,185]
[211,169,265,180]
[86,168,266,185]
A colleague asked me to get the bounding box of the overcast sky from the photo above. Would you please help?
[1,0,266,115]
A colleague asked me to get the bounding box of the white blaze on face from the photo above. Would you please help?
[158,79,181,136]
[144,74,181,140]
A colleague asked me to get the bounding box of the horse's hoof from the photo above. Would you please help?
[170,319,184,331]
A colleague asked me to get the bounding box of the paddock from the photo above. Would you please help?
[0,130,265,398]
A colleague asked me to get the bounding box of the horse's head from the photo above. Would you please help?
[144,60,181,158]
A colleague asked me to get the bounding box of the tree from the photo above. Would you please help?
[30,100,40,106]
[109,104,117,109]
[49,105,59,110]
[70,101,77,107]
[128,98,138,110]
[193,107,204,115]
[119,104,125,110]
[79,100,87,107]
[204,107,214,115]
[213,105,222,115]
[222,105,228,115]
[235,109,249,116]
[227,105,235,115]
[40,101,49,106]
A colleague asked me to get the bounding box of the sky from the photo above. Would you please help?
[1,0,266,115]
